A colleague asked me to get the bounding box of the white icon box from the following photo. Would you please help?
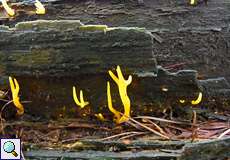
[1,139,21,160]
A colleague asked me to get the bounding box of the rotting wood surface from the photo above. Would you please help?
[0,0,229,119]
[0,2,229,159]
[1,0,229,80]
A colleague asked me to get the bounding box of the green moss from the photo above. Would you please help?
[0,25,10,31]
[15,20,83,31]
[79,25,110,32]
[12,49,53,66]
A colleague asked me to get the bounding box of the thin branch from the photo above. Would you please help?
[99,131,142,141]
[134,116,194,126]
[118,131,148,140]
[218,128,230,139]
[0,100,13,135]
[128,117,170,139]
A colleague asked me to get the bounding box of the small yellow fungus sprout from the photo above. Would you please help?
[1,0,15,16]
[107,65,132,124]
[190,0,196,5]
[191,92,202,105]
[95,113,106,121]
[161,87,168,92]
[72,86,89,109]
[179,99,185,104]
[9,76,24,115]
[34,0,46,15]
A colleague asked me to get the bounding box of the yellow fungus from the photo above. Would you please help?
[107,65,132,124]
[95,113,106,121]
[107,82,121,121]
[72,86,89,109]
[179,99,185,104]
[9,76,24,115]
[161,87,168,92]
[35,0,46,15]
[1,0,15,16]
[190,0,196,5]
[191,92,202,105]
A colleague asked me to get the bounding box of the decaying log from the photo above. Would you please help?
[0,20,156,77]
[24,149,180,160]
[0,0,229,118]
[1,0,229,80]
[23,138,230,160]
[0,20,229,118]
[180,137,230,160]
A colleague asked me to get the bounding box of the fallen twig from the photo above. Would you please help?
[134,116,194,126]
[218,128,230,139]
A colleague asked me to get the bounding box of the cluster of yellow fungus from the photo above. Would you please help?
[179,92,203,105]
[1,0,45,16]
[9,76,24,115]
[72,66,132,124]
[72,86,89,109]
[107,66,132,124]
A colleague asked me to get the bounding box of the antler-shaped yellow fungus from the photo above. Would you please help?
[1,0,15,16]
[34,0,46,15]
[9,76,24,115]
[73,86,89,109]
[191,92,202,105]
[107,65,132,124]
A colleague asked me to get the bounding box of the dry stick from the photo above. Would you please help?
[118,113,170,139]
[61,137,82,143]
[0,98,10,102]
[191,110,198,142]
[126,120,143,130]
[0,100,13,135]
[99,131,143,141]
[134,116,194,126]
[118,131,148,140]
[128,117,170,139]
[218,128,230,139]
[144,119,166,135]
[16,130,26,160]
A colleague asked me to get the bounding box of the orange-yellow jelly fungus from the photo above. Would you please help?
[191,92,202,105]
[107,65,132,124]
[9,76,24,115]
[72,86,89,109]
[35,0,46,15]
[1,0,15,16]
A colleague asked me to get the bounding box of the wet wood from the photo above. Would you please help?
[24,138,230,160]
[0,20,156,77]
[180,137,230,160]
[24,149,180,160]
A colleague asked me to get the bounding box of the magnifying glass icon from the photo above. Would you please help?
[3,141,18,157]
